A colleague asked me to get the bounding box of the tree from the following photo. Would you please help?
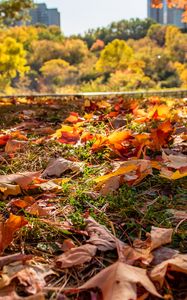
[78,18,156,47]
[0,0,34,26]
[60,39,89,65]
[0,37,29,92]
[96,39,134,73]
[147,24,167,46]
[40,59,78,92]
[165,25,187,62]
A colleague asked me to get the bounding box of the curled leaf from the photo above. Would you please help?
[56,244,97,269]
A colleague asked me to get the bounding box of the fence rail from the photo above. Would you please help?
[1,89,187,99]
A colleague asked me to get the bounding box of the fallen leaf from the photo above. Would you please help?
[78,261,161,300]
[85,217,124,251]
[0,135,10,146]
[36,178,67,191]
[56,244,97,269]
[52,125,80,144]
[108,130,132,145]
[167,209,187,222]
[5,140,27,154]
[150,254,187,287]
[61,239,76,252]
[0,171,41,189]
[122,227,173,266]
[42,157,83,178]
[65,112,84,124]
[0,253,32,269]
[152,247,179,266]
[162,153,187,170]
[160,168,187,180]
[148,226,173,251]
[0,261,54,294]
[95,160,152,193]
[0,183,21,199]
[0,214,28,253]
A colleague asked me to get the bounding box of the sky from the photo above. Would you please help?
[39,0,147,36]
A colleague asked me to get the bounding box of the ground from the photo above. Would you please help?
[0,96,186,299]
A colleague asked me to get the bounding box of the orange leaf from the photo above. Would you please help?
[65,112,84,124]
[0,135,10,146]
[0,214,28,252]
[58,131,80,144]
[108,130,131,145]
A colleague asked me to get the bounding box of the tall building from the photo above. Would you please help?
[28,3,60,27]
[147,0,186,28]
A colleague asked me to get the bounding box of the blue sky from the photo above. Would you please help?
[38,0,147,35]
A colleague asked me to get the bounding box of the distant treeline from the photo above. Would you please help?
[0,18,187,94]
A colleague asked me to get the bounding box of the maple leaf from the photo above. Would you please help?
[85,217,124,251]
[5,140,27,154]
[122,227,173,266]
[55,244,97,269]
[95,160,153,194]
[10,197,50,217]
[0,171,41,189]
[150,120,173,150]
[162,152,187,170]
[0,134,10,146]
[0,214,28,253]
[0,260,54,295]
[160,168,187,180]
[150,254,187,288]
[0,183,21,199]
[42,157,83,178]
[78,261,161,300]
[148,105,170,120]
[65,112,84,124]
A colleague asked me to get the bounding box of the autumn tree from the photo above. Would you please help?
[60,39,89,65]
[165,25,187,62]
[40,59,77,92]
[0,37,29,92]
[96,39,134,73]
[0,0,34,26]
[147,24,167,46]
[79,18,156,48]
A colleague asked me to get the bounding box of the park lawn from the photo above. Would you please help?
[0,95,186,300]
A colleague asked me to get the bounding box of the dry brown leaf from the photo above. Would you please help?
[55,244,97,269]
[162,152,187,169]
[167,209,187,222]
[79,261,161,300]
[148,226,173,251]
[42,157,83,177]
[5,140,27,154]
[160,168,187,180]
[0,284,20,300]
[85,217,124,251]
[152,247,179,266]
[36,178,66,191]
[122,227,173,266]
[0,253,33,269]
[0,171,41,189]
[150,254,187,287]
[100,175,121,195]
[0,261,54,294]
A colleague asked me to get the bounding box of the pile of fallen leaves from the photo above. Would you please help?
[0,96,186,299]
